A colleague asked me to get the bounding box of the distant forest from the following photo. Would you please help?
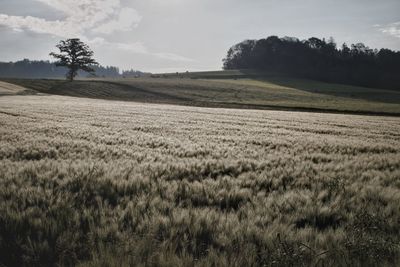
[223,36,400,90]
[0,59,145,78]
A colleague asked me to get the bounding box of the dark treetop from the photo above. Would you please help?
[223,36,400,90]
[0,59,121,79]
[50,38,98,81]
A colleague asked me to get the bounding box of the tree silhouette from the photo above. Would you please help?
[223,36,400,90]
[50,38,98,81]
[0,59,124,79]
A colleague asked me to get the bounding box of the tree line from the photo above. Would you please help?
[0,59,145,79]
[223,36,400,90]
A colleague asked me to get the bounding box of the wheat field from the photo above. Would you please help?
[0,94,399,266]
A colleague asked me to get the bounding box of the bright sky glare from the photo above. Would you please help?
[0,0,399,72]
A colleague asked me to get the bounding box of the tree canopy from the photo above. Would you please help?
[223,36,400,90]
[50,38,98,81]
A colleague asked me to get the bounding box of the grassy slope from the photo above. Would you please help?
[0,81,37,96]
[3,69,400,115]
[0,94,399,266]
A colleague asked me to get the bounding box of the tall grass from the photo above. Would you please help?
[0,95,399,266]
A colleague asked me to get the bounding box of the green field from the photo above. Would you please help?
[0,92,399,266]
[3,70,400,115]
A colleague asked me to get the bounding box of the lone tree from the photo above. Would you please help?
[50,38,98,81]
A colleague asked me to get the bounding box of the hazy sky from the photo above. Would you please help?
[0,0,399,73]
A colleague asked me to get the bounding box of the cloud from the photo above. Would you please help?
[153,52,194,62]
[0,0,142,37]
[93,8,142,34]
[88,37,148,54]
[88,37,194,62]
[378,22,400,38]
[0,0,193,64]
[0,14,75,35]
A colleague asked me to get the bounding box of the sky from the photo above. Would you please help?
[0,0,399,73]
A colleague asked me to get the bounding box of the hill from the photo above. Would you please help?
[3,70,400,115]
[0,81,37,96]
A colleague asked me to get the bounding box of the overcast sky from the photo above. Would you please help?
[0,0,399,73]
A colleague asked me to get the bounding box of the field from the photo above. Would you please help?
[4,70,400,115]
[0,92,399,266]
[0,81,37,96]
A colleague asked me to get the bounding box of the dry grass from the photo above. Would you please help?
[0,81,36,96]
[4,72,400,115]
[0,94,399,266]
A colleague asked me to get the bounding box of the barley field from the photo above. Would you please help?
[0,94,399,266]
